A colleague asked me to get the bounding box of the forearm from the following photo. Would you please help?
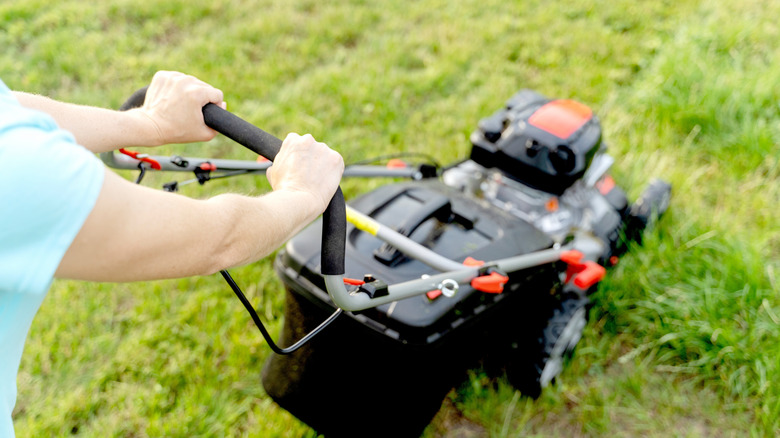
[56,169,325,282]
[13,92,161,152]
[56,129,342,283]
[205,190,322,271]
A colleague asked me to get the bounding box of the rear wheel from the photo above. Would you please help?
[506,295,590,398]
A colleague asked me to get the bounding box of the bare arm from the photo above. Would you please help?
[56,133,344,282]
[13,71,225,153]
[10,94,159,153]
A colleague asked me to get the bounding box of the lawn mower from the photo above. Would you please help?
[103,87,670,437]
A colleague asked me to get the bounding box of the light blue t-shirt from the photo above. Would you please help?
[0,79,104,437]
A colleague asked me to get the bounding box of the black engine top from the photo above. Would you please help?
[470,89,602,194]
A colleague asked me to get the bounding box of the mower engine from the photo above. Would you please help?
[443,89,670,392]
[450,89,667,261]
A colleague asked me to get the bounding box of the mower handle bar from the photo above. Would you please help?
[118,86,346,277]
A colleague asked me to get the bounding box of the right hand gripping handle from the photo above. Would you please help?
[199,103,346,276]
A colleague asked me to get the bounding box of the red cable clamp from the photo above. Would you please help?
[560,250,606,289]
[462,257,508,294]
[118,148,161,170]
[194,162,218,185]
[471,271,509,294]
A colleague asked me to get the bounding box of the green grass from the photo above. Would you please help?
[2,0,779,436]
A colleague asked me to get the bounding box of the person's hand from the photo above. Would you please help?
[135,71,225,145]
[267,133,345,214]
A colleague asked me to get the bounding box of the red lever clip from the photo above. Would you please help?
[426,289,443,300]
[463,258,507,293]
[471,271,509,294]
[462,256,485,267]
[343,277,366,286]
[119,148,161,170]
[573,262,606,289]
[560,250,606,289]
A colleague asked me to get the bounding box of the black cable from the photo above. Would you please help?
[134,163,147,184]
[219,269,342,355]
[207,170,253,180]
[131,164,339,353]
[163,170,253,190]
[119,89,343,354]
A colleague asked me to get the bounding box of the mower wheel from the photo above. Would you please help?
[505,295,590,398]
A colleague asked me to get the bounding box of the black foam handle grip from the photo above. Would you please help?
[202,103,282,160]
[121,87,346,276]
[119,86,148,111]
[321,187,346,275]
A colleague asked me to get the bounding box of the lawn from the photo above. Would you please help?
[2,0,778,436]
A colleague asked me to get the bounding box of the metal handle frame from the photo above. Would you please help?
[101,89,573,313]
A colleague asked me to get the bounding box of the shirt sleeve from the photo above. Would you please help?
[0,102,105,296]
